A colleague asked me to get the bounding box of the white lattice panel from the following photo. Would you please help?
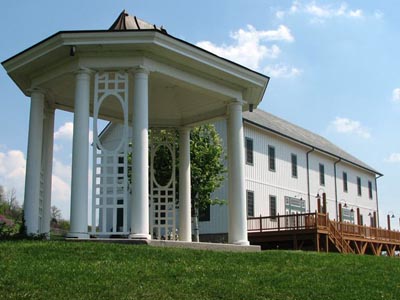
[92,71,129,235]
[150,133,177,240]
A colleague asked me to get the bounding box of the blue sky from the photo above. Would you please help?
[0,1,399,227]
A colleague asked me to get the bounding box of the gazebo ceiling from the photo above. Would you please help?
[2,11,269,127]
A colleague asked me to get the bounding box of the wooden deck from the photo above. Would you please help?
[247,212,400,256]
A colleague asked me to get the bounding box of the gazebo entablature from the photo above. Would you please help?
[2,13,269,245]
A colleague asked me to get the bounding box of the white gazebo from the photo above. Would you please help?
[2,11,269,245]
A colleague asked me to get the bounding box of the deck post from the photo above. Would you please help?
[357,208,361,225]
[387,214,391,231]
[277,213,280,231]
[322,193,327,214]
[317,198,321,213]
[325,234,329,253]
[338,203,342,222]
[259,215,262,232]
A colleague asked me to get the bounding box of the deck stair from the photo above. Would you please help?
[247,212,400,256]
[327,219,354,254]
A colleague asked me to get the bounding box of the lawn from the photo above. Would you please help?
[0,241,399,299]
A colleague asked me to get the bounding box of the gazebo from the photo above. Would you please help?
[2,11,269,245]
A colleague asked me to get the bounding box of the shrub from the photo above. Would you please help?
[0,214,19,238]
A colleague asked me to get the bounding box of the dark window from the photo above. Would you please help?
[269,195,277,217]
[247,190,254,217]
[343,172,348,192]
[360,214,363,226]
[268,145,276,171]
[291,154,298,178]
[118,157,124,180]
[319,163,325,186]
[199,205,210,222]
[357,177,362,196]
[368,181,373,199]
[245,138,253,165]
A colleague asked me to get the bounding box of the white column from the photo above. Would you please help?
[227,101,249,245]
[41,107,55,237]
[129,67,151,239]
[179,127,192,242]
[68,70,91,238]
[24,90,45,235]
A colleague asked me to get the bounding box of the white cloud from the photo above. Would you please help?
[330,117,371,139]
[374,10,384,20]
[196,24,293,70]
[392,88,400,103]
[54,122,93,144]
[276,1,364,21]
[54,122,73,140]
[385,153,400,163]
[0,150,26,203]
[264,64,302,78]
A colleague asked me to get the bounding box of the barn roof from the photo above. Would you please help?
[243,109,381,176]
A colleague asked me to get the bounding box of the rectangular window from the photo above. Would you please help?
[269,195,277,218]
[199,205,210,222]
[268,145,276,171]
[247,190,254,217]
[357,177,362,196]
[368,181,373,199]
[343,172,348,192]
[245,138,253,165]
[319,163,325,186]
[359,214,363,226]
[291,154,298,178]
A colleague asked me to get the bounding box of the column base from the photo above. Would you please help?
[231,239,250,246]
[67,232,90,239]
[129,233,151,240]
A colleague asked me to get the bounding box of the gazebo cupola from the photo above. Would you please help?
[2,10,269,244]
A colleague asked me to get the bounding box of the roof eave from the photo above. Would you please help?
[2,30,269,105]
[243,117,383,176]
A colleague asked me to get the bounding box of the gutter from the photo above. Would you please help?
[306,147,315,213]
[375,174,383,227]
[243,118,383,177]
[334,158,342,220]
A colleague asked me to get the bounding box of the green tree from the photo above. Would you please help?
[189,125,226,242]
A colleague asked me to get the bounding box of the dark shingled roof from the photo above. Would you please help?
[109,10,167,33]
[243,109,381,175]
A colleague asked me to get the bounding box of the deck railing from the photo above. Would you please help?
[248,212,400,244]
[247,212,320,233]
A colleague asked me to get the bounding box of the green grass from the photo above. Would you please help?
[0,241,399,299]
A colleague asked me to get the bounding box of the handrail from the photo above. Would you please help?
[248,212,400,244]
[247,212,317,233]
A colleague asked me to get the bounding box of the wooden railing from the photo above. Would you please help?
[247,212,319,233]
[332,221,400,242]
[248,212,400,244]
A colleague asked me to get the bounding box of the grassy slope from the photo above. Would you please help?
[0,241,399,300]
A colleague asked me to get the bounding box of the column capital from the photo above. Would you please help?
[74,68,93,79]
[131,65,150,76]
[26,87,46,98]
[179,126,191,134]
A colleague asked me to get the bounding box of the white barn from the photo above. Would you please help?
[100,108,381,242]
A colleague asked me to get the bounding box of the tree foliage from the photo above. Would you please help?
[189,124,226,210]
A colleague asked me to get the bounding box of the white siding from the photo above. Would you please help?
[100,120,379,235]
[201,120,379,234]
